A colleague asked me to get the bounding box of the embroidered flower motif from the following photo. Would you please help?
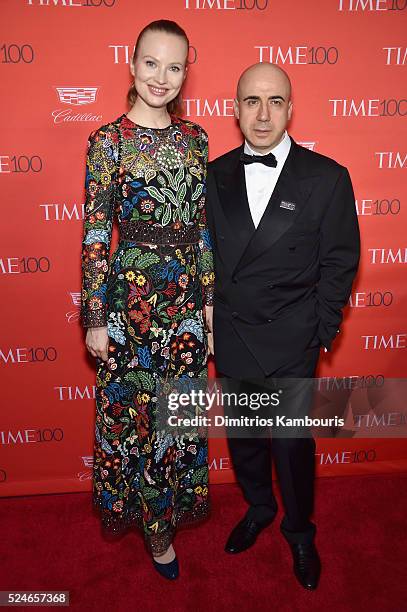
[172,130,183,143]
[161,347,170,359]
[140,199,155,213]
[122,128,134,140]
[136,274,146,286]
[88,180,98,197]
[139,132,154,150]
[178,273,189,289]
[127,356,139,368]
[155,143,183,169]
[107,357,117,371]
[89,296,103,311]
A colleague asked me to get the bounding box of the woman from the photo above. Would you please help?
[80,20,214,580]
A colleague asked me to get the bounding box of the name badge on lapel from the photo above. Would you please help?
[280,200,296,211]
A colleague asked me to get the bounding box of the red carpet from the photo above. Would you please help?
[1,474,406,611]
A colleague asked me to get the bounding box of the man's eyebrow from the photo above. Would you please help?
[243,95,285,102]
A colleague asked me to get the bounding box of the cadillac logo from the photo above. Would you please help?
[69,291,81,307]
[66,291,81,323]
[55,87,99,106]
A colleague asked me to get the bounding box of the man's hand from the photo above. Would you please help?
[86,326,109,361]
[205,305,214,356]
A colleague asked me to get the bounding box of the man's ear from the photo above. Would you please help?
[288,100,293,121]
[233,98,240,120]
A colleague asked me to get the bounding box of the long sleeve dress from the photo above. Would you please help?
[80,113,214,555]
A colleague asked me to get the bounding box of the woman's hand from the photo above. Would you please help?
[205,305,214,356]
[85,326,109,361]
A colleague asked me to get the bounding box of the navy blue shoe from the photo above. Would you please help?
[152,556,179,580]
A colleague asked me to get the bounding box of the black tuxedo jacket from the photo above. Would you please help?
[206,138,360,378]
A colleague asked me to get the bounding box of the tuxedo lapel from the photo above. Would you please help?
[214,146,255,263]
[233,140,317,274]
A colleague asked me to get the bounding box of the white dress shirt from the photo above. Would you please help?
[244,131,291,228]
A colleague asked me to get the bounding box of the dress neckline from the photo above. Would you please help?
[120,113,175,131]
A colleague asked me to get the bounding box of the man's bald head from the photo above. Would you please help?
[236,62,292,102]
[234,62,293,153]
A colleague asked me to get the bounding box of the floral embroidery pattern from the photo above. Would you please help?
[81,114,214,555]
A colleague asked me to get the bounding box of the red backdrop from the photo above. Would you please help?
[1,0,407,496]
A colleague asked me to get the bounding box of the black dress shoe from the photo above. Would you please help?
[289,542,321,590]
[225,516,273,554]
[152,556,179,580]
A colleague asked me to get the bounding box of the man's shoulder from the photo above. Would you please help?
[294,141,347,177]
[208,145,242,172]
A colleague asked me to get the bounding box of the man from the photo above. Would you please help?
[204,63,360,590]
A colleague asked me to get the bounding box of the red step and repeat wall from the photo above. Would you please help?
[1,0,407,496]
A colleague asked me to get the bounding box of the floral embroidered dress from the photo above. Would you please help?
[80,114,214,555]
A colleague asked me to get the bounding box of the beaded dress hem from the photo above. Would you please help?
[93,495,210,556]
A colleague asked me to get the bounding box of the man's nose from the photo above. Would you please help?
[257,101,270,122]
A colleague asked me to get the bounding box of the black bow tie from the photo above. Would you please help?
[240,151,277,168]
